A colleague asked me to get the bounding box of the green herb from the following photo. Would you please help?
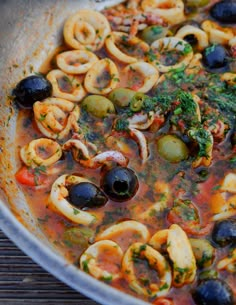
[189,128,212,158]
[182,43,192,55]
[151,26,163,35]
[82,260,89,273]
[159,283,169,291]
[205,44,216,56]
[146,49,157,62]
[114,118,129,132]
[73,208,80,215]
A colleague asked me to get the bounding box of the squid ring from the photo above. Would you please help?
[80,150,129,169]
[123,62,159,93]
[56,50,99,74]
[122,242,172,297]
[128,112,155,130]
[80,240,123,281]
[150,224,196,287]
[202,20,234,45]
[95,220,150,245]
[149,37,193,73]
[84,58,119,95]
[221,73,236,86]
[20,138,62,168]
[175,25,209,51]
[130,128,149,163]
[105,32,149,64]
[46,69,86,102]
[33,98,80,140]
[50,174,96,225]
[63,10,111,51]
[141,0,185,25]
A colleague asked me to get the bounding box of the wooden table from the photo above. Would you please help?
[0,230,99,305]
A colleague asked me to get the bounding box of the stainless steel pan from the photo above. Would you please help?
[0,1,149,304]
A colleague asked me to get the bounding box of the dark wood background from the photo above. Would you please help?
[0,229,100,305]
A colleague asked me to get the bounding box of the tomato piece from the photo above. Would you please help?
[15,166,46,186]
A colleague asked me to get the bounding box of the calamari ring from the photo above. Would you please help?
[80,150,129,169]
[123,62,159,93]
[122,242,171,297]
[105,32,149,64]
[167,224,196,287]
[130,128,149,163]
[95,220,150,247]
[217,249,236,273]
[20,138,62,168]
[62,139,90,162]
[202,20,234,45]
[50,174,96,225]
[175,25,209,51]
[84,58,119,95]
[185,53,203,75]
[46,69,86,102]
[33,98,80,140]
[56,50,99,74]
[141,0,185,25]
[150,225,197,287]
[149,229,169,251]
[229,36,236,48]
[128,112,155,130]
[63,10,111,51]
[80,240,123,281]
[210,192,236,221]
[221,173,236,193]
[149,37,193,73]
[221,73,236,86]
[62,139,128,168]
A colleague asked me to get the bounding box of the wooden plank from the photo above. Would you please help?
[0,230,100,304]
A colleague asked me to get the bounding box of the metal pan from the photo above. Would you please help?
[0,1,149,304]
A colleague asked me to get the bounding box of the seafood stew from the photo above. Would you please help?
[12,1,236,305]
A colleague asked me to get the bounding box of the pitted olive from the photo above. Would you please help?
[13,75,52,108]
[192,279,233,305]
[212,218,236,247]
[101,166,139,202]
[210,1,236,24]
[68,182,108,209]
[202,44,229,73]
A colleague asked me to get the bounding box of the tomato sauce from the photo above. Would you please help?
[14,1,236,304]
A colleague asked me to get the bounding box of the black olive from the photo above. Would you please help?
[192,279,234,305]
[13,75,52,108]
[68,182,108,209]
[101,166,139,202]
[202,44,230,73]
[212,219,236,247]
[210,1,236,24]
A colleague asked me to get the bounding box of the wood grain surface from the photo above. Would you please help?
[0,230,100,305]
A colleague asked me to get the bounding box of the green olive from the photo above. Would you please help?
[82,95,115,118]
[130,92,147,112]
[157,135,189,163]
[140,26,168,44]
[108,88,136,108]
[185,0,210,7]
[190,238,215,268]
